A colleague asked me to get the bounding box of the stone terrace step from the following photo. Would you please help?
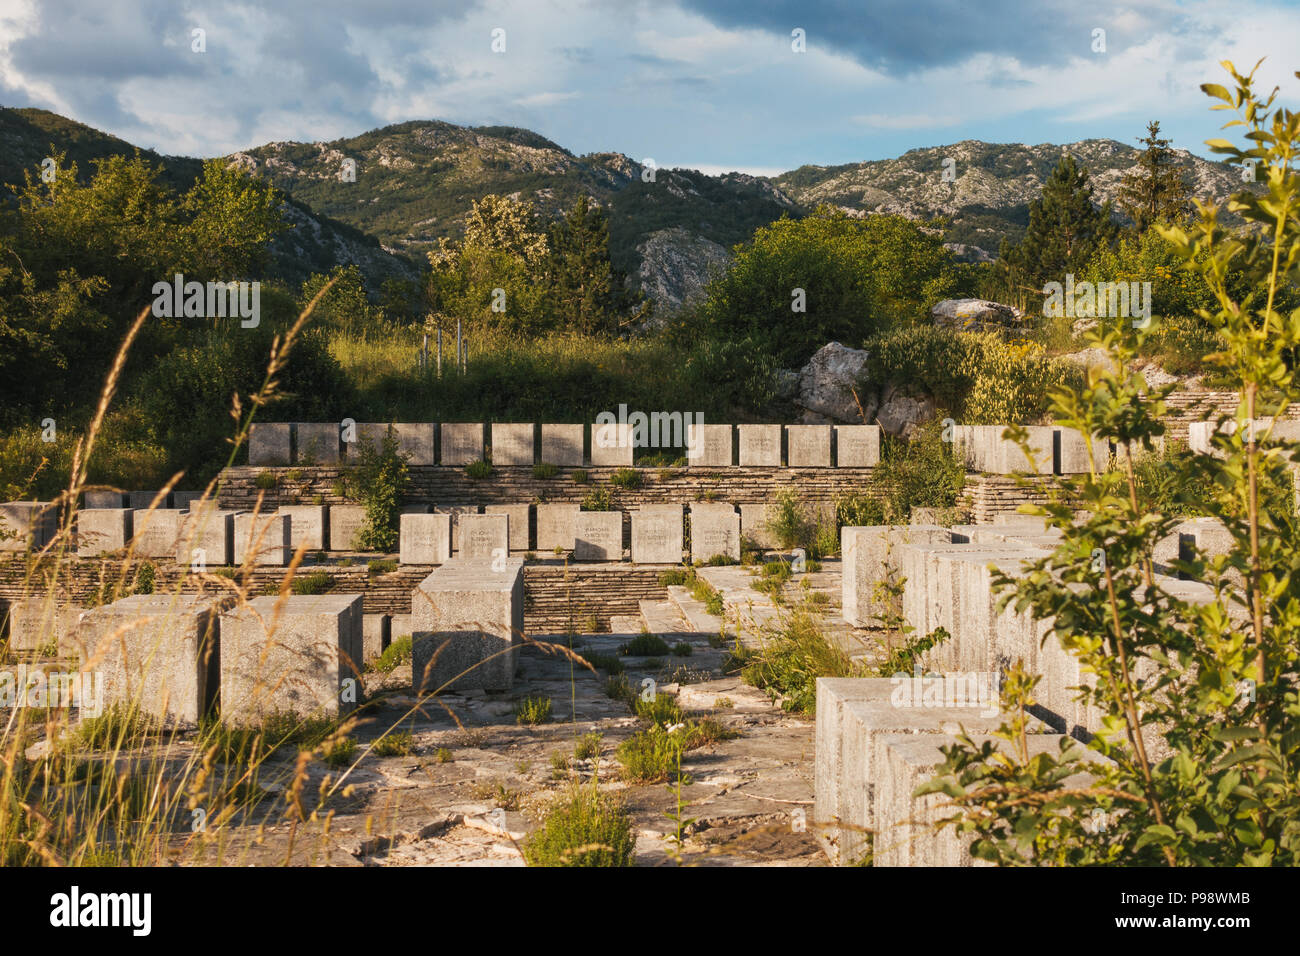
[638,599,696,636]
[664,585,723,634]
[696,566,782,639]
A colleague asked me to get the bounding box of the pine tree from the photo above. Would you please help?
[997,153,1117,306]
[1116,120,1192,232]
[544,196,645,335]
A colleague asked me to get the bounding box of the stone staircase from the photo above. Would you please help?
[608,559,881,664]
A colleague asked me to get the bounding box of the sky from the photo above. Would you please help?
[2,0,1299,174]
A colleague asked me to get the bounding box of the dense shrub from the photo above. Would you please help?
[865,326,1081,425]
[522,784,635,867]
[691,206,961,367]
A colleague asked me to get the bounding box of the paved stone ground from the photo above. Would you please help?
[29,559,875,867]
[189,604,835,866]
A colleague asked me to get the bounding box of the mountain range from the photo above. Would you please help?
[1,106,1248,311]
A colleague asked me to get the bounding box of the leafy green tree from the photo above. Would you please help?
[344,426,409,552]
[299,265,381,337]
[694,206,959,367]
[921,61,1300,867]
[179,159,286,279]
[137,286,353,483]
[995,155,1118,309]
[1116,121,1192,233]
[427,194,551,336]
[544,195,646,335]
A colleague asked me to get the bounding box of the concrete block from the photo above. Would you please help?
[590,422,633,466]
[397,423,437,465]
[411,559,524,693]
[1177,517,1235,566]
[84,491,126,509]
[436,505,479,551]
[738,424,782,467]
[490,423,535,466]
[874,732,1096,866]
[279,505,327,552]
[836,425,881,467]
[631,504,684,564]
[574,511,623,561]
[947,548,1049,676]
[350,422,436,465]
[441,423,484,466]
[81,594,229,726]
[690,509,741,564]
[348,422,389,461]
[959,425,1053,474]
[536,503,580,552]
[131,509,189,558]
[686,424,733,467]
[457,513,509,560]
[840,525,951,628]
[3,597,81,656]
[128,490,170,510]
[75,509,132,557]
[897,540,980,645]
[172,491,204,510]
[739,503,778,550]
[1055,426,1104,474]
[294,423,340,465]
[220,594,364,723]
[328,504,367,552]
[177,506,236,568]
[485,504,530,551]
[815,678,1006,866]
[400,512,452,564]
[234,512,290,566]
[0,502,56,552]
[540,424,585,467]
[787,425,832,467]
[363,613,390,664]
[249,423,291,465]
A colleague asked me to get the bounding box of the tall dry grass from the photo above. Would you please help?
[0,284,589,866]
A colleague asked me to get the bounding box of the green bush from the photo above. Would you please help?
[622,633,670,656]
[522,784,635,867]
[693,206,961,367]
[581,485,612,511]
[291,570,334,595]
[737,611,859,714]
[615,726,687,783]
[634,693,684,726]
[609,467,642,489]
[465,459,493,479]
[532,462,559,479]
[341,426,409,552]
[368,634,411,673]
[869,422,966,522]
[514,695,553,726]
[580,651,624,674]
[864,327,1082,425]
[371,732,413,757]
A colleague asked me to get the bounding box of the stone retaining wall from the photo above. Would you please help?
[0,555,670,640]
[215,465,883,512]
